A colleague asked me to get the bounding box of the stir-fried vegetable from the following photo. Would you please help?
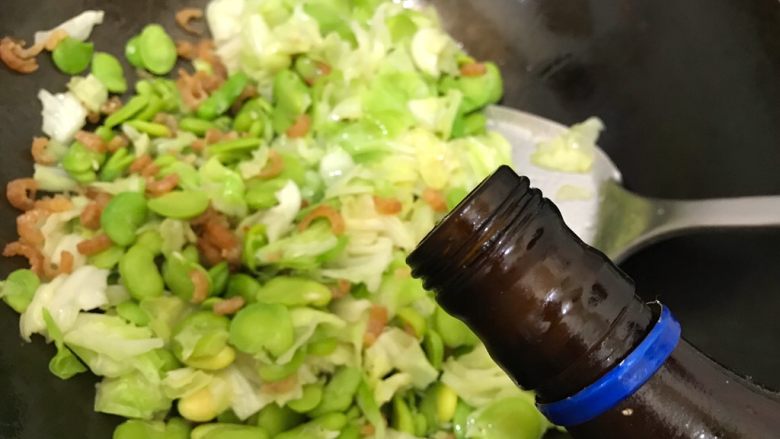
[0,1,554,438]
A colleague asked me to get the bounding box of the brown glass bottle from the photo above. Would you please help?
[407,166,780,439]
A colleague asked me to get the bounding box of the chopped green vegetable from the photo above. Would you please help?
[92,52,128,93]
[197,72,249,120]
[125,35,144,68]
[101,192,149,246]
[148,191,209,219]
[52,37,94,75]
[0,269,40,313]
[138,24,177,75]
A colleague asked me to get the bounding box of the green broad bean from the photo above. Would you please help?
[180,117,217,136]
[229,303,294,356]
[275,413,348,439]
[312,413,348,431]
[105,95,149,128]
[101,192,148,246]
[356,378,384,435]
[293,56,331,85]
[166,418,191,439]
[256,347,306,382]
[151,348,182,373]
[148,191,209,219]
[136,79,155,96]
[136,94,164,121]
[278,152,307,185]
[213,116,233,131]
[423,330,444,369]
[126,120,172,137]
[201,297,222,310]
[396,307,426,339]
[216,410,242,424]
[207,262,229,296]
[241,224,267,270]
[95,125,115,142]
[255,276,332,307]
[70,169,97,184]
[178,386,228,422]
[113,418,190,439]
[419,385,438,433]
[52,37,93,75]
[153,155,177,168]
[233,98,270,133]
[452,399,472,439]
[413,412,428,437]
[225,274,260,302]
[256,404,304,436]
[162,252,210,302]
[207,138,262,161]
[124,35,144,68]
[248,120,264,138]
[171,311,231,363]
[113,419,166,439]
[309,367,362,417]
[87,245,124,269]
[336,424,360,439]
[436,383,458,423]
[92,52,127,93]
[191,423,269,439]
[344,405,361,421]
[197,72,250,120]
[434,306,479,348]
[136,229,163,255]
[288,383,324,413]
[185,344,235,371]
[293,56,318,83]
[62,141,105,176]
[119,245,164,300]
[391,395,415,433]
[138,24,177,75]
[158,162,200,190]
[272,69,311,133]
[451,110,487,138]
[0,269,40,313]
[466,396,546,439]
[245,179,286,211]
[116,300,151,326]
[152,79,180,111]
[182,245,200,264]
[418,382,458,433]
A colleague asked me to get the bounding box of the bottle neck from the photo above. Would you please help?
[408,166,654,401]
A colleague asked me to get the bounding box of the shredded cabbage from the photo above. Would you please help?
[38,90,87,144]
[19,265,109,340]
[67,75,108,112]
[34,10,105,45]
[531,117,604,173]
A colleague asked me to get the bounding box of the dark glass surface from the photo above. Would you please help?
[1,0,778,437]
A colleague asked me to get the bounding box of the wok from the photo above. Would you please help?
[1,0,779,437]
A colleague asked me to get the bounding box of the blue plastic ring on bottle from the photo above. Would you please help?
[536,304,681,426]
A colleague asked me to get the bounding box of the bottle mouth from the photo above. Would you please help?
[407,165,536,294]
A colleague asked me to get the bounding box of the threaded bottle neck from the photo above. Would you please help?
[408,166,654,400]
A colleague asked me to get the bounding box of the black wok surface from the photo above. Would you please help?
[1,0,779,437]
